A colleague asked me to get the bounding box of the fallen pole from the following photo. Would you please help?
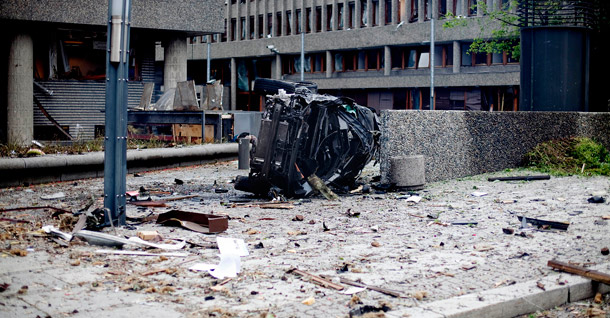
[488,175,550,182]
[548,260,610,285]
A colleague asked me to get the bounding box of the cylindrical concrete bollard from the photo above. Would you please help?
[238,138,250,170]
[389,155,425,190]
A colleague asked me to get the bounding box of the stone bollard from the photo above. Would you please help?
[238,138,250,170]
[389,155,425,190]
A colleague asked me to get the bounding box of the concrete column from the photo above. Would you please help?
[452,40,460,73]
[392,0,398,24]
[246,0,251,39]
[418,0,425,22]
[321,0,327,32]
[477,0,484,17]
[405,0,411,22]
[366,0,372,27]
[384,45,391,76]
[326,50,332,78]
[274,54,282,79]
[236,2,242,41]
[163,37,187,91]
[332,0,338,30]
[380,0,386,25]
[432,0,438,19]
[263,5,269,38]
[461,0,469,16]
[355,0,361,28]
[7,33,33,146]
[344,0,350,29]
[447,0,453,14]
[230,58,237,110]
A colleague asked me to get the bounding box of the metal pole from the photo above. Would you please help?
[104,0,131,226]
[238,138,250,170]
[429,16,435,110]
[207,40,211,82]
[300,31,305,81]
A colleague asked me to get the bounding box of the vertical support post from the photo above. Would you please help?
[429,16,434,110]
[301,31,305,81]
[104,0,131,226]
[238,138,250,169]
[207,40,211,82]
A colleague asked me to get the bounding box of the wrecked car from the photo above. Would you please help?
[235,79,379,198]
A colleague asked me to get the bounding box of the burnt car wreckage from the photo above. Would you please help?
[235,79,380,198]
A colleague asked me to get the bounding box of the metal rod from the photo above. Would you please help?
[300,31,305,81]
[207,40,211,82]
[430,16,435,110]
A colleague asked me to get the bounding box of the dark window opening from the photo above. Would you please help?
[240,17,246,40]
[296,9,302,34]
[258,15,264,38]
[267,13,273,37]
[250,16,255,39]
[315,6,322,32]
[385,0,392,24]
[410,0,418,22]
[338,3,344,29]
[276,12,282,37]
[348,2,355,29]
[306,8,312,33]
[230,18,237,41]
[286,11,292,35]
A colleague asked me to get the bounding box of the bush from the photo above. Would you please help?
[523,137,610,176]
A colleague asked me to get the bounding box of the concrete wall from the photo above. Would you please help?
[0,0,224,34]
[380,110,610,183]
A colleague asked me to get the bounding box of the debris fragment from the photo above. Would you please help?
[371,241,381,247]
[413,290,428,300]
[588,196,605,203]
[301,296,315,305]
[502,228,515,235]
[308,175,339,200]
[471,191,488,197]
[174,178,184,185]
[156,210,228,233]
[594,292,602,304]
[349,304,391,317]
[601,247,609,255]
[517,216,570,231]
[17,285,28,294]
[41,192,65,200]
[137,231,161,241]
[292,215,305,221]
[488,175,550,182]
[0,283,9,292]
[536,281,545,291]
[9,249,27,257]
[339,277,402,298]
[548,260,610,285]
[95,250,188,257]
[287,268,344,291]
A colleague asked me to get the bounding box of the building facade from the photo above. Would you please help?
[185,0,520,113]
[1,0,224,143]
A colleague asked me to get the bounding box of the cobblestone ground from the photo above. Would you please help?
[0,160,609,317]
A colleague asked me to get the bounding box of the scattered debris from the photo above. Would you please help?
[292,215,304,221]
[588,196,606,203]
[156,210,228,233]
[536,281,545,291]
[95,250,188,257]
[41,192,65,200]
[348,304,390,317]
[339,277,402,298]
[307,175,339,201]
[451,220,478,226]
[413,290,428,300]
[17,285,28,294]
[517,216,570,231]
[42,225,73,241]
[287,268,344,291]
[128,200,168,207]
[371,241,381,247]
[346,209,360,218]
[137,231,161,241]
[174,178,184,185]
[0,283,9,292]
[548,260,610,285]
[301,296,315,305]
[471,191,488,197]
[189,237,249,279]
[488,175,550,182]
[601,247,609,256]
[594,292,603,304]
[405,195,422,203]
[602,215,610,220]
[502,228,515,235]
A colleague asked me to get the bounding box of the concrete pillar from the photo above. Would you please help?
[384,45,391,76]
[380,0,386,25]
[332,0,338,30]
[447,0,453,14]
[231,58,237,110]
[477,0,484,17]
[432,0,438,19]
[418,0,425,22]
[355,0,361,28]
[321,0,327,32]
[326,50,333,78]
[453,40,460,73]
[366,0,373,26]
[274,54,282,79]
[163,36,187,91]
[263,7,269,38]
[392,0,399,24]
[405,0,411,22]
[7,33,33,146]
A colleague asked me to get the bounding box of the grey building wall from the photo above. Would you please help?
[0,0,225,34]
[380,110,610,183]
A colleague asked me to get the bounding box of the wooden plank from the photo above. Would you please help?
[548,259,610,285]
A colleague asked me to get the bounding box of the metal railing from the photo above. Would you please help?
[518,0,598,28]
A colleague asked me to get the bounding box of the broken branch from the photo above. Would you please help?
[548,260,610,285]
[339,277,403,298]
[287,268,344,291]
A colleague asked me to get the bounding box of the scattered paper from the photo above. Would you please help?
[127,237,186,251]
[471,191,488,197]
[217,237,249,256]
[189,237,249,279]
[41,192,65,200]
[406,196,422,203]
[95,249,188,257]
[341,287,367,295]
[42,225,72,241]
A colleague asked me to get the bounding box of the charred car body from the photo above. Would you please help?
[235,79,380,198]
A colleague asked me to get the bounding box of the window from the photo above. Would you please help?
[439,0,447,17]
[230,18,237,41]
[461,43,472,66]
[240,17,246,40]
[306,8,312,33]
[249,16,255,39]
[410,0,418,22]
[267,13,273,37]
[326,4,333,31]
[372,0,379,26]
[335,53,344,71]
[348,2,355,29]
[424,0,430,20]
[361,0,368,27]
[315,6,322,32]
[468,0,477,16]
[501,0,510,11]
[222,20,227,42]
[296,9,302,34]
[338,3,344,29]
[385,0,392,24]
[258,15,264,38]
[276,12,282,37]
[286,11,292,35]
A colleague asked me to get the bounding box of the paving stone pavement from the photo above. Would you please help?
[0,160,609,317]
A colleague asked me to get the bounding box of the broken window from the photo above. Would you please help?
[439,0,447,17]
[391,47,403,69]
[222,20,228,42]
[433,45,443,67]
[231,18,237,41]
[335,53,344,71]
[315,6,322,32]
[373,0,380,26]
[306,8,312,33]
[240,17,246,40]
[258,15,264,38]
[474,51,488,65]
[468,0,477,16]
[327,4,333,30]
[407,49,417,68]
[348,2,355,28]
[295,55,312,73]
[267,13,273,37]
[424,0,430,20]
[361,0,368,27]
[410,0,418,22]
[296,9,302,34]
[250,16,255,39]
[312,54,324,72]
[286,11,292,35]
[338,3,344,29]
[276,12,282,37]
[385,0,392,24]
[357,51,366,70]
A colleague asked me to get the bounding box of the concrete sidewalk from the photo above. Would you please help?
[0,143,238,187]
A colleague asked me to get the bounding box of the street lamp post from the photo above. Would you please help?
[104,0,131,226]
[430,15,435,110]
[300,31,304,81]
